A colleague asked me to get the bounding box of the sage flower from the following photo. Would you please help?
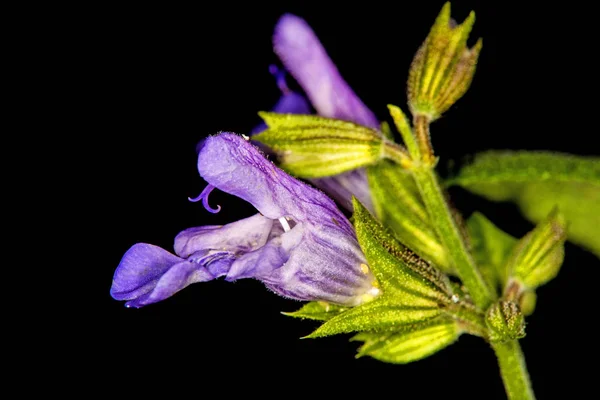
[111,133,379,308]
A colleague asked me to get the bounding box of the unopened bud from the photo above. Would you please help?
[486,300,526,342]
[407,2,482,121]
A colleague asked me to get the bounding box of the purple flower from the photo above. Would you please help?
[111,133,379,308]
[252,14,379,212]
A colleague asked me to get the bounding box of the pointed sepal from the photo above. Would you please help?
[253,112,410,177]
[304,299,443,338]
[352,197,455,304]
[351,318,461,364]
[303,199,457,338]
[387,104,420,159]
[367,160,450,271]
[507,208,567,289]
[282,301,348,321]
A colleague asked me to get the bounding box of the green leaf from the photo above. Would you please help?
[254,112,409,178]
[282,301,348,321]
[507,209,567,289]
[305,300,442,338]
[367,160,450,271]
[352,197,455,305]
[351,318,460,364]
[467,212,518,291]
[449,151,600,257]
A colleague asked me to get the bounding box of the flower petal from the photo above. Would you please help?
[222,213,375,305]
[111,243,186,301]
[111,243,217,308]
[125,260,214,308]
[273,14,379,129]
[225,221,304,280]
[187,250,236,277]
[197,133,353,236]
[311,169,374,213]
[174,214,274,258]
[263,222,374,306]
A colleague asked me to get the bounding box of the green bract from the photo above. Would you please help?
[367,160,450,271]
[254,112,411,177]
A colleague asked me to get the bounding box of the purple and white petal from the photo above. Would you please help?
[111,243,219,307]
[225,220,305,280]
[197,133,352,236]
[198,133,376,305]
[188,250,237,277]
[111,243,186,301]
[174,213,274,258]
[311,169,374,213]
[124,260,214,308]
[273,14,379,129]
[263,218,374,305]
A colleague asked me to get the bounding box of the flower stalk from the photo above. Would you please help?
[413,114,435,166]
[411,161,494,310]
[409,117,535,400]
[492,340,536,400]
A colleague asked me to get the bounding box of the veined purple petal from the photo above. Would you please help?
[273,14,379,129]
[226,221,304,280]
[263,221,375,306]
[110,243,216,307]
[174,213,274,258]
[124,260,214,308]
[197,133,353,236]
[111,244,185,301]
[311,169,374,213]
[188,250,236,277]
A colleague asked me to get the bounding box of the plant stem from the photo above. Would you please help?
[410,116,494,310]
[412,165,494,309]
[492,340,536,399]
[382,139,413,169]
[413,115,435,165]
[409,116,534,398]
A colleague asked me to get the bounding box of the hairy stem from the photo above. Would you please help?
[413,165,494,309]
[492,340,536,399]
[413,115,435,165]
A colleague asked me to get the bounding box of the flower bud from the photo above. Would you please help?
[485,300,526,342]
[407,2,482,120]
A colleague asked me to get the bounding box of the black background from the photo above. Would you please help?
[82,1,598,398]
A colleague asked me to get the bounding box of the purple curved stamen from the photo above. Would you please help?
[269,64,290,94]
[188,184,221,213]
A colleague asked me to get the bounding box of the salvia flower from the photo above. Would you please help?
[251,13,380,212]
[111,133,379,308]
